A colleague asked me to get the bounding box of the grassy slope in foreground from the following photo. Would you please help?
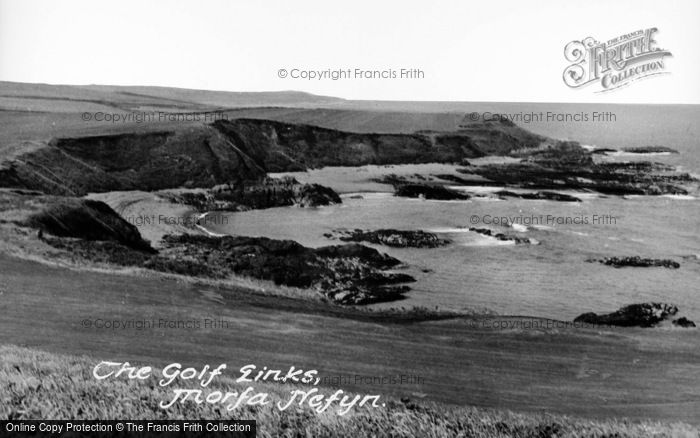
[3,252,700,425]
[2,345,697,438]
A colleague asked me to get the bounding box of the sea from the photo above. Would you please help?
[204,103,700,321]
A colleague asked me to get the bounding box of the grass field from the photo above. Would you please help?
[3,345,698,437]
[0,80,521,150]
[2,250,700,425]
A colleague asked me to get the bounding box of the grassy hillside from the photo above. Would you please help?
[0,81,342,112]
[0,81,345,155]
[2,345,697,437]
[0,80,542,146]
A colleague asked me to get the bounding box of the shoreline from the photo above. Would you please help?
[191,164,698,321]
[8,149,694,320]
[3,243,691,330]
[2,201,691,329]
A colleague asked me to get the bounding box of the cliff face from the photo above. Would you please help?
[0,117,550,195]
[213,119,437,171]
[0,127,266,196]
[212,118,546,172]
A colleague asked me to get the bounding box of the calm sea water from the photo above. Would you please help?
[206,104,700,320]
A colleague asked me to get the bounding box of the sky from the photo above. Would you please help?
[1,0,699,104]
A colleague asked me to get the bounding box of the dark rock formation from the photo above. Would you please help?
[673,317,696,328]
[469,227,534,244]
[623,146,679,154]
[1,187,406,305]
[394,184,470,200]
[495,190,582,202]
[214,118,548,172]
[214,119,437,171]
[0,128,266,196]
[574,303,687,327]
[39,231,415,305]
[296,183,343,207]
[589,148,618,155]
[587,256,680,269]
[464,143,696,196]
[313,243,403,269]
[432,174,477,185]
[157,234,414,305]
[451,120,547,155]
[164,177,341,211]
[327,229,450,248]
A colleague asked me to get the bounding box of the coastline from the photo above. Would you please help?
[4,181,696,326]
[193,160,699,320]
[1,89,699,428]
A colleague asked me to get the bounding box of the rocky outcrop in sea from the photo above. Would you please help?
[586,256,680,269]
[469,227,535,245]
[162,177,342,212]
[326,229,450,248]
[463,146,695,195]
[574,303,695,328]
[495,190,582,202]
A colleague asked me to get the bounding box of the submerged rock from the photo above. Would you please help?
[587,256,680,269]
[468,227,535,245]
[328,229,450,248]
[622,146,679,154]
[574,303,688,327]
[673,317,697,328]
[468,150,695,196]
[394,184,470,200]
[495,190,582,202]
[590,148,618,155]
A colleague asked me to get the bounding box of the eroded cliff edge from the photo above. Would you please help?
[0,118,547,195]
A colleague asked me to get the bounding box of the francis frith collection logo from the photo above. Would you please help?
[563,28,672,92]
